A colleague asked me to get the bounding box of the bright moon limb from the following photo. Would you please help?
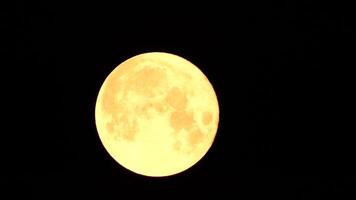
[95,52,219,177]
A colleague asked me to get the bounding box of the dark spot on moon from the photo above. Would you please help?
[153,102,167,113]
[106,120,115,134]
[202,111,213,125]
[188,128,204,146]
[109,115,138,142]
[122,114,138,141]
[165,87,187,110]
[102,77,122,115]
[128,67,166,97]
[122,121,137,141]
[170,110,194,132]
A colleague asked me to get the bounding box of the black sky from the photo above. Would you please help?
[8,1,355,199]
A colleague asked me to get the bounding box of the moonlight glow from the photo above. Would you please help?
[95,52,219,177]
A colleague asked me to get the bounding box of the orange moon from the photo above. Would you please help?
[95,52,219,177]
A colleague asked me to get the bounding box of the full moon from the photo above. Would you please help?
[95,52,219,177]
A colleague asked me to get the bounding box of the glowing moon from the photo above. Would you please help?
[95,52,219,177]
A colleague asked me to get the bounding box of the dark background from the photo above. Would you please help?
[8,1,355,199]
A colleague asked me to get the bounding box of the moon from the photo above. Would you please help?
[95,52,219,177]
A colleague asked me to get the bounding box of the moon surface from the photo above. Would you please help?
[95,52,219,177]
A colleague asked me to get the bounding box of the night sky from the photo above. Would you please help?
[9,1,355,199]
